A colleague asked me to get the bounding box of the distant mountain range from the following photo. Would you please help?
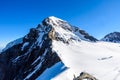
[0,16,120,80]
[101,32,120,43]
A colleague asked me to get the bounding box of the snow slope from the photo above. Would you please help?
[36,62,67,80]
[51,40,120,80]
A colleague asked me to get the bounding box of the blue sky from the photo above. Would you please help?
[0,0,120,47]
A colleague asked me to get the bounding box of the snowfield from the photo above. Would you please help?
[38,40,120,80]
[52,40,120,80]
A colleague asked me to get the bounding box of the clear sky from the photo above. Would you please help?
[0,0,120,47]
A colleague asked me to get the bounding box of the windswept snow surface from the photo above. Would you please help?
[52,40,120,80]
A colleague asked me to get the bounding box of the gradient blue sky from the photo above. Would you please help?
[0,0,120,47]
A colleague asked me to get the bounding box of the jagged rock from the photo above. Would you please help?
[73,72,97,80]
[73,26,98,42]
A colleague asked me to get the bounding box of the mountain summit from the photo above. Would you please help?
[42,16,97,42]
[1,16,120,80]
[101,32,120,43]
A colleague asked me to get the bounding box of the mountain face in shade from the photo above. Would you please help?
[101,32,120,43]
[0,16,97,80]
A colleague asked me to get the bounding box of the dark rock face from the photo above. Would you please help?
[102,32,120,43]
[73,26,98,42]
[79,29,98,42]
[0,25,61,80]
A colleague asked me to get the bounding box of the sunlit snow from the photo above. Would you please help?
[52,40,120,80]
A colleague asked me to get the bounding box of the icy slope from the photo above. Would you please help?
[52,40,120,80]
[36,61,67,80]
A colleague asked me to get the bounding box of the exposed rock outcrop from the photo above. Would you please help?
[73,72,97,80]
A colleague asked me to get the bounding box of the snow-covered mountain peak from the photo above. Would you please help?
[41,16,97,43]
[42,16,72,31]
[101,32,120,43]
[39,17,79,44]
[48,16,65,22]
